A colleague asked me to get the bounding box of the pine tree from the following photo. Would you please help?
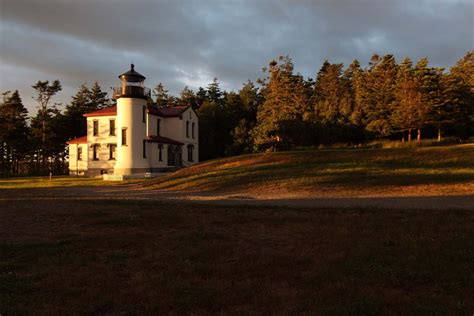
[178,86,197,108]
[31,80,62,170]
[153,83,170,108]
[344,60,365,127]
[0,90,29,176]
[64,84,92,139]
[392,57,418,141]
[88,82,109,109]
[412,57,439,142]
[442,52,474,138]
[364,54,398,137]
[313,61,349,124]
[252,56,310,148]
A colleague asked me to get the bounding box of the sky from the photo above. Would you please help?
[1,0,473,113]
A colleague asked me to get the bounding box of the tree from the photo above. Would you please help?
[88,82,109,109]
[252,56,310,149]
[344,59,365,127]
[178,86,198,108]
[0,90,29,176]
[313,61,350,124]
[364,54,398,137]
[441,52,474,139]
[31,80,62,170]
[153,83,170,108]
[392,57,418,141]
[63,82,109,140]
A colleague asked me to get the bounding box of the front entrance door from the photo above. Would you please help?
[167,145,182,167]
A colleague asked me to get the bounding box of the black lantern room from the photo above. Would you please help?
[113,64,150,99]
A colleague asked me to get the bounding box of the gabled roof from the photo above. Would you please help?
[67,135,88,144]
[148,105,189,118]
[146,135,184,146]
[83,105,117,117]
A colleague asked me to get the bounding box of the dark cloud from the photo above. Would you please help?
[1,0,472,112]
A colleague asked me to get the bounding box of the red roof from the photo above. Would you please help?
[67,135,88,144]
[83,105,190,118]
[148,106,189,118]
[83,105,117,117]
[146,135,184,146]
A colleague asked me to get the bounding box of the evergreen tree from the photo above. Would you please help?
[344,60,365,127]
[442,51,474,138]
[153,83,170,108]
[88,82,109,109]
[392,57,418,141]
[252,56,310,149]
[31,80,62,170]
[63,84,91,139]
[313,61,349,124]
[413,57,439,142]
[0,90,29,176]
[178,86,198,108]
[364,54,398,137]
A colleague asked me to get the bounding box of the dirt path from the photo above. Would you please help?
[1,184,473,210]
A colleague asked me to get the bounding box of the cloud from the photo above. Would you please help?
[1,0,472,113]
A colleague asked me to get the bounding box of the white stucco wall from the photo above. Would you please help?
[68,143,88,175]
[86,115,117,172]
[114,98,149,175]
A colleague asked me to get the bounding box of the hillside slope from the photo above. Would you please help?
[143,145,474,198]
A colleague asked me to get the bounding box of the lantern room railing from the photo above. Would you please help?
[113,85,151,99]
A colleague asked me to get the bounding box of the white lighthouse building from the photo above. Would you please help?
[67,64,199,178]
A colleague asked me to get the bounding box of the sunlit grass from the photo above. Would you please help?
[144,144,474,195]
[0,176,137,189]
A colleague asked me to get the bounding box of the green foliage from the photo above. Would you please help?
[63,82,109,139]
[252,56,310,149]
[2,51,473,175]
[0,91,29,176]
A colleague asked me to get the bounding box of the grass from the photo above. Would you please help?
[143,144,474,197]
[0,176,138,190]
[1,199,473,314]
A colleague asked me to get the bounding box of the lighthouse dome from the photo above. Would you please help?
[118,64,146,83]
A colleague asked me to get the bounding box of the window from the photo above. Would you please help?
[158,144,163,161]
[157,119,161,136]
[186,121,189,138]
[143,140,147,158]
[109,120,115,136]
[192,122,195,139]
[93,120,99,136]
[142,106,146,123]
[77,147,83,161]
[121,128,127,146]
[93,144,99,160]
[109,144,116,160]
[187,144,194,162]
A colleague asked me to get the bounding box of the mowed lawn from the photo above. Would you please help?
[0,176,138,190]
[1,199,473,315]
[143,144,474,197]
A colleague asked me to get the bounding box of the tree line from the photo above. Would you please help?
[1,51,472,177]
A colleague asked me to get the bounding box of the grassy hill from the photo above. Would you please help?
[143,144,474,197]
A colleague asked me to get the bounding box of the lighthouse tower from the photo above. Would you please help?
[113,64,150,175]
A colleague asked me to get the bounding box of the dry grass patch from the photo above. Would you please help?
[142,145,474,197]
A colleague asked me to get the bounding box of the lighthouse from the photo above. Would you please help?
[67,64,199,178]
[113,64,151,175]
